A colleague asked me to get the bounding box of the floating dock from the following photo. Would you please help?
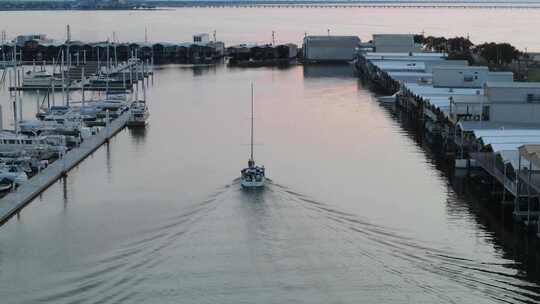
[0,110,130,225]
[9,85,133,92]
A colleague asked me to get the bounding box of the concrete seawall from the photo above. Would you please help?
[0,111,130,225]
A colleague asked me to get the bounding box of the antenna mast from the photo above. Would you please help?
[251,82,254,161]
[145,27,148,43]
[66,24,71,43]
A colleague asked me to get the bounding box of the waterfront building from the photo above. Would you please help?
[372,34,421,53]
[355,33,540,233]
[432,66,513,88]
[193,33,210,44]
[302,35,360,63]
[485,82,540,124]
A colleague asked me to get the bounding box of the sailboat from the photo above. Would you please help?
[240,83,266,188]
[127,62,149,128]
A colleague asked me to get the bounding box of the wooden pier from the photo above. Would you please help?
[9,85,133,92]
[0,110,130,225]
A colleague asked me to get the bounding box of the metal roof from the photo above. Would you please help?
[431,66,489,71]
[475,129,540,138]
[485,81,540,88]
[475,131,540,154]
[305,35,359,39]
[364,52,446,59]
[403,83,483,97]
[387,71,432,82]
[496,149,535,170]
[457,121,540,132]
[481,136,540,145]
[428,95,486,104]
[372,61,426,72]
[388,71,432,77]
[490,143,537,153]
[519,144,540,168]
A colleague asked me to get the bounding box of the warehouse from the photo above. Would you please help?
[302,35,360,63]
[372,34,421,53]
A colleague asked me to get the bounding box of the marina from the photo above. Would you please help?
[0,35,153,224]
[1,7,540,304]
[0,108,130,224]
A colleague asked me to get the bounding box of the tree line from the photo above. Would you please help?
[413,34,523,66]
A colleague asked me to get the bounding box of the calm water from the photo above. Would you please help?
[1,8,540,304]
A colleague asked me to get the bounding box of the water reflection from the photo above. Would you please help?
[62,176,68,209]
[192,65,220,77]
[238,181,267,207]
[128,126,147,146]
[452,174,540,284]
[303,64,355,78]
[105,142,112,176]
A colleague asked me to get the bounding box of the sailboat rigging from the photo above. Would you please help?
[240,83,266,188]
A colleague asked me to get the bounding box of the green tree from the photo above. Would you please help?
[475,42,521,65]
[447,37,473,53]
[413,34,425,44]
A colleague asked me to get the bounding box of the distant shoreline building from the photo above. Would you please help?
[302,35,360,63]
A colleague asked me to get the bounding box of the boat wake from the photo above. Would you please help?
[25,181,540,304]
[29,185,232,304]
[270,183,540,304]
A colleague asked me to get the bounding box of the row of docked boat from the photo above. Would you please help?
[21,57,148,90]
[0,50,151,196]
[0,130,56,192]
[0,91,149,195]
[22,70,138,90]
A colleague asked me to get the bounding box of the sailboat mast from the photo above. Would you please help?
[250,82,254,161]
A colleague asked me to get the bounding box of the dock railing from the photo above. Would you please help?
[469,152,518,195]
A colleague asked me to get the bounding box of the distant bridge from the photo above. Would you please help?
[150,1,540,9]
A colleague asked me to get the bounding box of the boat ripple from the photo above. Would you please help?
[273,183,540,304]
[29,184,232,304]
[23,182,540,304]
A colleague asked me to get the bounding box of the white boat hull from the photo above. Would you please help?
[23,79,65,88]
[0,183,12,192]
[14,173,28,185]
[127,112,149,127]
[240,177,265,188]
[0,172,28,185]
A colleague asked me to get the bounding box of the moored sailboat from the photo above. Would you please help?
[127,66,149,127]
